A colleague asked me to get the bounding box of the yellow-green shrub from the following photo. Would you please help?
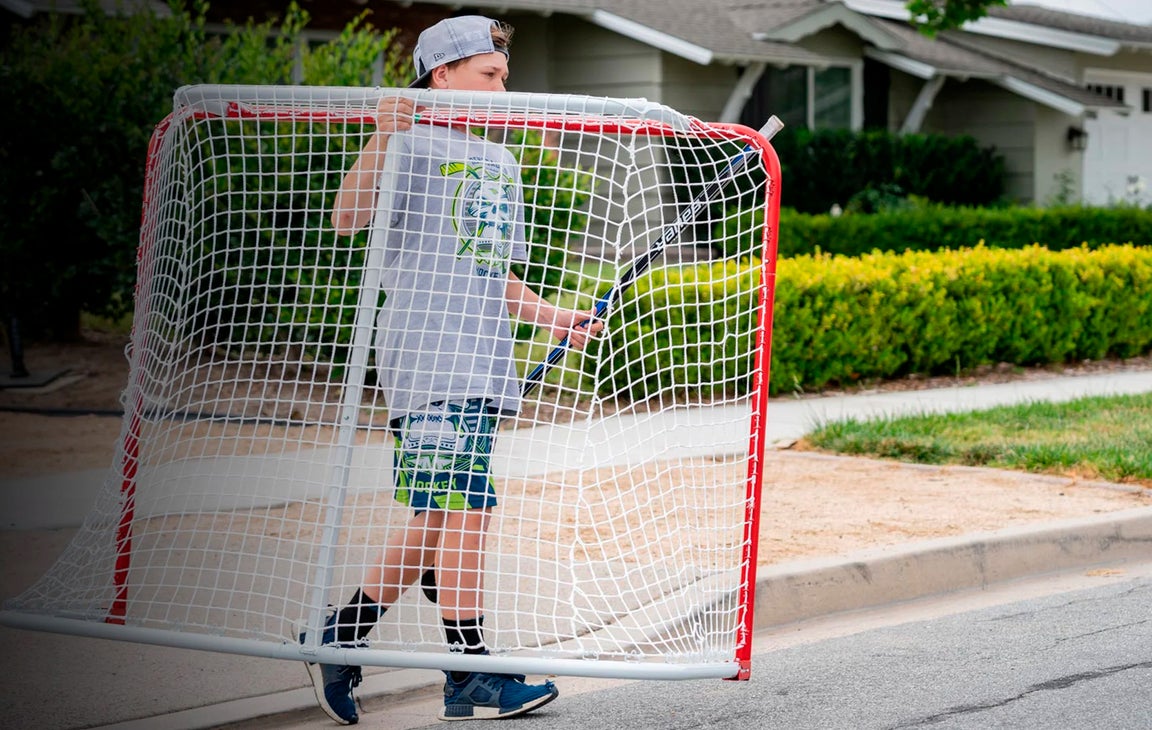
[584,244,1152,399]
[581,259,761,401]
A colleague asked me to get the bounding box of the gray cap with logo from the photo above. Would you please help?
[409,16,508,88]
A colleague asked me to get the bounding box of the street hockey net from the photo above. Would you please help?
[1,84,782,681]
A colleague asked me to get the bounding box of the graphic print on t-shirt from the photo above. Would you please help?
[440,157,516,278]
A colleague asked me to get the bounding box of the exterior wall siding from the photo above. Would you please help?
[545,19,664,101]
[1077,49,1152,76]
[503,13,552,93]
[923,79,1037,204]
[957,35,1080,82]
[1033,104,1083,205]
[660,55,738,122]
[796,23,868,59]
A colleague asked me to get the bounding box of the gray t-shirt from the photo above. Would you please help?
[372,124,529,421]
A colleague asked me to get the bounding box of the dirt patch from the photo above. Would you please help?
[2,332,1150,565]
[756,451,1150,563]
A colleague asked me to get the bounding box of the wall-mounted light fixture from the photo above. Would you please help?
[1066,126,1088,152]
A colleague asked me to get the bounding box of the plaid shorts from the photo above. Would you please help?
[390,399,497,511]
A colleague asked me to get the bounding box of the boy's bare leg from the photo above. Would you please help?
[437,508,491,619]
[362,510,445,606]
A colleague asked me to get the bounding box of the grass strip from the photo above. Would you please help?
[804,392,1152,487]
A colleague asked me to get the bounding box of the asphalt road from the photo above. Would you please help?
[238,563,1152,730]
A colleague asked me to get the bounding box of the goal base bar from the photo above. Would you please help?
[0,610,742,681]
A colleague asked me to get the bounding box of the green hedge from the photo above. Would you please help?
[583,244,1152,399]
[768,127,1006,213]
[775,205,1152,258]
[579,259,761,402]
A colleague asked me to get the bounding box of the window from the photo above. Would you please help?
[1144,88,1152,113]
[1087,82,1126,103]
[744,66,807,130]
[815,67,852,129]
[741,64,858,131]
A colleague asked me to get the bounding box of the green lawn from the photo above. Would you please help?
[804,392,1152,487]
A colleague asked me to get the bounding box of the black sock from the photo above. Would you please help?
[420,568,438,603]
[334,588,384,644]
[443,615,485,683]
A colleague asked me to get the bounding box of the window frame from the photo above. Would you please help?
[760,61,864,131]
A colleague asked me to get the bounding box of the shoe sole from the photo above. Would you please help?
[438,686,558,721]
[305,661,358,725]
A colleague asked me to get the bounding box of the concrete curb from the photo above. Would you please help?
[752,506,1152,629]
[86,506,1152,730]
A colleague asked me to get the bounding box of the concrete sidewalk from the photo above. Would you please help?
[2,369,1150,729]
[5,369,1150,531]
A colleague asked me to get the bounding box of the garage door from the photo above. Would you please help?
[1083,72,1152,206]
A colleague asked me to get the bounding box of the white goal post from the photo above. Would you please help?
[1,84,783,682]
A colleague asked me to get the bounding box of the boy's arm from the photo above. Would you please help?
[505,272,603,351]
[331,96,419,236]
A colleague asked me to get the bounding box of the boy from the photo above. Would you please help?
[307,15,601,725]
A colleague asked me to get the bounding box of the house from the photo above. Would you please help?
[7,0,1152,205]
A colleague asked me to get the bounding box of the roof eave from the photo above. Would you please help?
[959,16,1120,56]
[0,0,34,18]
[753,4,903,51]
[995,77,1085,116]
[713,50,843,68]
[865,48,948,80]
[843,0,1121,56]
[589,9,713,65]
[866,48,1095,117]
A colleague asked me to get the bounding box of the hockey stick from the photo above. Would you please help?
[521,116,784,397]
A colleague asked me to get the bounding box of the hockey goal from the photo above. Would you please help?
[0,84,782,681]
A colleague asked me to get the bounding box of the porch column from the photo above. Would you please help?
[720,62,767,123]
[900,75,945,133]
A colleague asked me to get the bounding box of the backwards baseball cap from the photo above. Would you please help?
[408,16,508,89]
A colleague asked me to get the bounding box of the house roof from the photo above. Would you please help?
[456,0,1152,61]
[730,0,905,50]
[506,0,1140,114]
[844,0,1152,54]
[7,0,1145,115]
[988,3,1152,46]
[572,0,839,66]
[866,18,1128,115]
[0,0,169,16]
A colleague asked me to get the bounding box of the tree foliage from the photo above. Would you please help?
[906,0,1009,35]
[0,0,407,338]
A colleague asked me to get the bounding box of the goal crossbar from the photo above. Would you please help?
[173,84,700,131]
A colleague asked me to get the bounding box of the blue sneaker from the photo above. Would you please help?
[439,672,559,721]
[300,614,363,725]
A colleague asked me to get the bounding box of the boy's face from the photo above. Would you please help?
[431,52,509,92]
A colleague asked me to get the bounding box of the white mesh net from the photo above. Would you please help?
[2,85,780,680]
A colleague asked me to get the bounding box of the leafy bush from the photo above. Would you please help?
[769,245,1152,394]
[509,132,595,301]
[0,0,405,338]
[715,203,1152,260]
[582,258,762,402]
[176,116,373,364]
[776,205,1152,258]
[583,244,1152,400]
[173,119,595,365]
[768,127,1005,214]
